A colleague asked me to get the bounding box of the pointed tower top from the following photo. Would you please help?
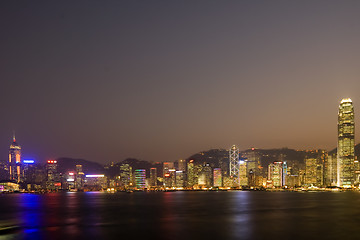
[13,131,16,142]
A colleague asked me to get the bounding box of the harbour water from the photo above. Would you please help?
[1,191,360,239]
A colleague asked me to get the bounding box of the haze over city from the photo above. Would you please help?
[1,1,360,164]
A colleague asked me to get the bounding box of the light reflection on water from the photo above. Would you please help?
[1,191,360,239]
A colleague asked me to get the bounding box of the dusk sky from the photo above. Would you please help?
[1,1,360,164]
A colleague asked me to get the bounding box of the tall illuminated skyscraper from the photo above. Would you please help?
[187,160,196,188]
[337,98,355,188]
[150,168,157,187]
[229,145,240,187]
[268,162,282,187]
[135,169,146,189]
[213,168,222,187]
[9,133,21,183]
[46,160,60,191]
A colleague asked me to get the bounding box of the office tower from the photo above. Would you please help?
[325,152,337,186]
[239,159,248,186]
[65,172,76,191]
[177,159,186,172]
[119,163,132,188]
[282,161,288,186]
[175,171,185,188]
[213,168,222,187]
[243,148,262,187]
[9,134,22,183]
[305,158,318,187]
[46,160,60,191]
[134,169,146,189]
[187,160,196,188]
[303,150,326,187]
[150,168,157,187]
[229,145,240,187]
[163,162,174,177]
[84,174,107,190]
[337,98,355,187]
[268,162,283,187]
[22,160,36,185]
[317,150,327,187]
[198,163,212,188]
[75,165,84,190]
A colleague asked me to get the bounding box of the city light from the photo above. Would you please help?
[23,160,35,164]
[85,174,105,178]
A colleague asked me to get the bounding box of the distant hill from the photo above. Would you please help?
[56,157,104,175]
[186,149,228,167]
[186,147,320,169]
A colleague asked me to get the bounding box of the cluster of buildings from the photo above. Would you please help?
[230,98,357,189]
[0,98,358,192]
[0,136,107,192]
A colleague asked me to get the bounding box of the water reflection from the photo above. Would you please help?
[1,192,360,239]
[230,191,252,239]
[18,194,43,239]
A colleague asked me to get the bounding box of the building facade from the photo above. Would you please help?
[337,98,355,187]
[9,134,22,183]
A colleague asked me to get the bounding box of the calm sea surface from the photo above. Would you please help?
[1,191,360,240]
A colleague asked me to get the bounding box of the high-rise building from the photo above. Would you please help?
[46,160,60,191]
[163,162,174,177]
[134,169,146,189]
[282,161,288,186]
[175,171,185,188]
[268,162,283,187]
[239,159,248,187]
[75,165,84,190]
[198,163,212,188]
[243,148,263,187]
[150,168,157,187]
[325,152,337,186]
[187,160,196,188]
[177,159,186,172]
[305,158,318,186]
[84,174,107,190]
[213,168,222,187]
[9,134,22,183]
[22,159,36,185]
[337,98,355,187]
[229,145,240,187]
[119,163,132,188]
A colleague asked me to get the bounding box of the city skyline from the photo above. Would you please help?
[1,1,360,164]
[1,99,359,191]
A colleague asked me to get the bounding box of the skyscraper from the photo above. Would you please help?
[337,98,355,188]
[150,168,157,187]
[187,160,196,188]
[46,160,60,191]
[177,159,186,172]
[134,169,146,189]
[213,168,222,187]
[268,162,282,187]
[229,145,240,187]
[9,133,21,183]
[119,163,132,188]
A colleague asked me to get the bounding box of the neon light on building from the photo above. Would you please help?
[135,169,146,189]
[23,160,35,164]
[85,174,105,178]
